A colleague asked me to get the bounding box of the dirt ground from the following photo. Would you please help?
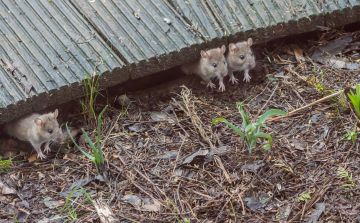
[1,26,360,223]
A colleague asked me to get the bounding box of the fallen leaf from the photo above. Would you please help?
[60,178,92,197]
[311,36,352,61]
[27,153,38,162]
[329,58,359,70]
[276,203,291,221]
[153,151,179,160]
[241,161,265,172]
[150,111,176,123]
[121,195,160,212]
[93,199,119,223]
[290,45,305,63]
[243,197,265,213]
[128,125,140,132]
[182,149,209,165]
[305,203,326,223]
[0,180,17,195]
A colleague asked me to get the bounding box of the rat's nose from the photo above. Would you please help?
[248,62,256,69]
[221,70,228,77]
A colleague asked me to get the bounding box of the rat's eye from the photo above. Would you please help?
[212,63,217,67]
[250,52,253,56]
[223,60,226,64]
[48,129,53,134]
[240,55,245,60]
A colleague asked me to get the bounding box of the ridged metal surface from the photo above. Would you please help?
[0,0,127,124]
[71,0,204,79]
[171,0,360,43]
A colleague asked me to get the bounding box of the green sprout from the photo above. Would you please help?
[212,102,287,154]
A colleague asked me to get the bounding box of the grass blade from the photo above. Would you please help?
[258,109,287,123]
[81,129,99,162]
[212,118,245,138]
[66,123,94,161]
[96,105,108,165]
[254,132,273,150]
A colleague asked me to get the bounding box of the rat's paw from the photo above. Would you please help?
[207,82,216,89]
[229,76,239,84]
[44,143,51,154]
[219,82,226,92]
[243,74,251,82]
[37,151,47,160]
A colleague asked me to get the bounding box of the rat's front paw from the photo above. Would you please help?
[243,73,251,82]
[44,142,51,154]
[207,81,216,89]
[37,151,47,160]
[229,76,239,84]
[219,82,226,92]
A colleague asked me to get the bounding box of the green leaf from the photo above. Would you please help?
[66,123,94,161]
[258,109,287,123]
[245,123,255,133]
[254,132,273,150]
[81,128,99,169]
[348,84,360,118]
[96,105,107,165]
[212,118,245,138]
[237,102,249,128]
[263,144,271,150]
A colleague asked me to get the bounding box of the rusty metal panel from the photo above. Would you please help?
[71,0,204,80]
[0,0,127,125]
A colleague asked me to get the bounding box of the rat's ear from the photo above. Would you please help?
[229,43,238,53]
[53,109,58,119]
[247,38,253,47]
[200,50,209,59]
[34,118,43,127]
[220,45,226,54]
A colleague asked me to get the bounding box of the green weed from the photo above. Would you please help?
[66,105,108,173]
[212,102,287,154]
[229,200,237,222]
[297,191,312,202]
[337,108,358,144]
[79,72,102,121]
[337,167,356,189]
[0,157,12,172]
[348,84,360,119]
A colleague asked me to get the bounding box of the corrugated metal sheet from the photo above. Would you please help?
[1,0,360,124]
[170,0,360,43]
[70,0,204,79]
[0,0,127,124]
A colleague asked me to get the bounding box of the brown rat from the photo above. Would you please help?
[225,38,256,84]
[181,45,228,91]
[4,109,63,159]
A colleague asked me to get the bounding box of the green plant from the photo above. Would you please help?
[341,122,358,143]
[79,72,102,120]
[297,191,312,202]
[212,102,287,153]
[348,84,360,119]
[337,167,356,189]
[229,200,237,222]
[0,157,12,172]
[337,108,358,144]
[66,105,108,173]
[13,214,18,223]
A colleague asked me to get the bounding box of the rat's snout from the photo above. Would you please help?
[248,62,256,69]
[221,71,228,77]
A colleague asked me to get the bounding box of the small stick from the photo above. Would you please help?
[266,90,343,123]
